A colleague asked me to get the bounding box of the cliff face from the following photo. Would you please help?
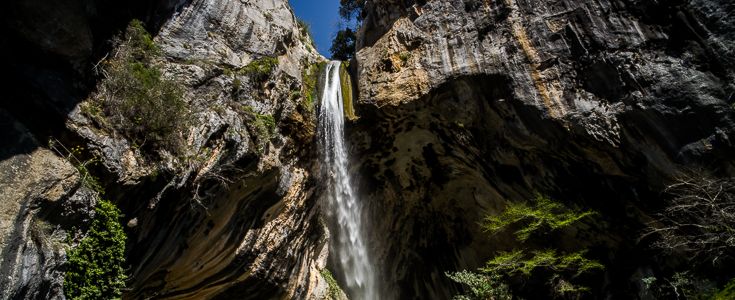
[2,0,734,298]
[0,0,331,299]
[352,0,735,298]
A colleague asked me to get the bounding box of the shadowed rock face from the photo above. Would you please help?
[0,0,332,299]
[1,0,734,298]
[353,0,735,298]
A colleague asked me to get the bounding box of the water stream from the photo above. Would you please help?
[318,61,376,300]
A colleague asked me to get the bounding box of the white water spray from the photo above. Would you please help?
[318,61,376,300]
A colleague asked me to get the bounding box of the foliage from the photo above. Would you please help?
[333,0,362,60]
[481,250,603,278]
[643,171,735,266]
[339,0,365,22]
[482,194,596,242]
[296,18,316,47]
[321,269,345,300]
[446,270,512,300]
[64,200,127,299]
[330,28,356,61]
[713,278,735,300]
[449,195,602,299]
[240,105,276,153]
[241,56,278,83]
[643,273,735,300]
[48,140,105,195]
[96,19,188,154]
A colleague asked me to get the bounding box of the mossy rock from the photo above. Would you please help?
[339,63,357,120]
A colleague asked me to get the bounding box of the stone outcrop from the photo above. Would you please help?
[0,111,97,300]
[0,0,333,299]
[353,0,735,298]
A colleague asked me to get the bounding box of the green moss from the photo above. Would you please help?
[64,199,127,299]
[398,51,411,62]
[320,269,346,300]
[482,194,596,241]
[241,56,278,82]
[339,63,357,120]
[301,61,326,114]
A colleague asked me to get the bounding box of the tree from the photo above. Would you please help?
[447,195,603,299]
[339,0,365,22]
[643,171,735,266]
[330,28,356,61]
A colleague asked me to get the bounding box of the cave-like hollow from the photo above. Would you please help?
[346,74,734,299]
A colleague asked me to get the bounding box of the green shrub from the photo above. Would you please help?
[482,194,596,242]
[96,19,188,154]
[64,199,127,299]
[714,278,735,300]
[446,270,511,300]
[448,195,602,299]
[240,105,276,153]
[241,56,278,83]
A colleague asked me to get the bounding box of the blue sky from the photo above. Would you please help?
[289,0,342,58]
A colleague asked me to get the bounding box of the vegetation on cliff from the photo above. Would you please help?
[85,19,188,154]
[64,199,127,299]
[448,195,603,299]
[331,0,363,60]
[241,56,279,83]
[638,171,735,299]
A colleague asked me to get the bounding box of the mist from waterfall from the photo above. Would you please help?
[318,61,377,300]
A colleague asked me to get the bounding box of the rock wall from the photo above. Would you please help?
[353,0,735,298]
[0,0,333,299]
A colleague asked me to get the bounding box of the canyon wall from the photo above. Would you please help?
[352,0,735,298]
[0,0,332,299]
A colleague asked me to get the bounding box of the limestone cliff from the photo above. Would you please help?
[0,0,333,299]
[352,0,735,298]
[1,0,734,299]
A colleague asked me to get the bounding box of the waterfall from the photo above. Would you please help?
[318,61,376,300]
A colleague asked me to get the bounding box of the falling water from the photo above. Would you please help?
[318,61,376,300]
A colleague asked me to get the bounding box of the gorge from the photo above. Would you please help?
[0,0,734,299]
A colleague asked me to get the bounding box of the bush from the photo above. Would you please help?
[643,171,735,266]
[448,195,602,299]
[64,200,127,299]
[96,19,188,153]
[446,270,511,300]
[240,105,276,153]
[241,56,278,83]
